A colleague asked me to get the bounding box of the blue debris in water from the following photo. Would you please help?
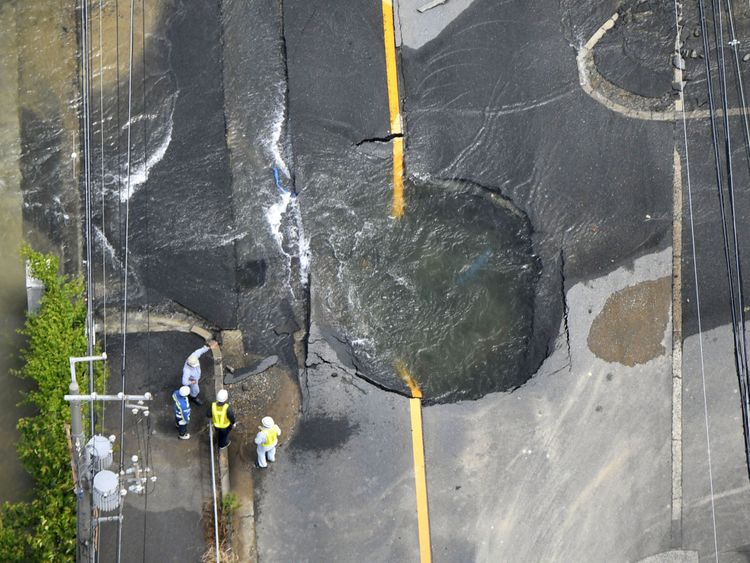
[273,165,297,197]
[456,250,492,285]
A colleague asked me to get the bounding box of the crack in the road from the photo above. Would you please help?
[354,132,404,147]
[300,273,312,415]
[559,247,572,368]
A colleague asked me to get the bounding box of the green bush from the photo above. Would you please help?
[0,248,106,562]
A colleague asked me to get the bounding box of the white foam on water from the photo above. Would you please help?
[264,193,311,286]
[94,224,142,287]
[121,112,161,128]
[266,191,292,250]
[264,83,290,178]
[94,225,119,265]
[261,82,310,286]
[267,106,290,179]
[291,197,311,284]
[120,91,178,202]
[204,231,250,246]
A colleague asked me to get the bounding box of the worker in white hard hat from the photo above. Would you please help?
[255,416,281,468]
[206,388,235,449]
[181,340,219,406]
[172,386,192,440]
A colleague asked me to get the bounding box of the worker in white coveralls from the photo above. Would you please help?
[181,340,218,406]
[255,416,281,468]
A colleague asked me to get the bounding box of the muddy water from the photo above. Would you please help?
[0,0,90,502]
[0,2,32,503]
[310,176,540,403]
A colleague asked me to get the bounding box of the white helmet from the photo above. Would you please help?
[261,416,274,429]
[187,355,200,368]
[216,389,228,403]
[179,386,190,397]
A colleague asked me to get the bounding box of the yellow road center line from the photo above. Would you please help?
[396,359,421,398]
[410,397,432,563]
[381,0,402,135]
[396,361,431,562]
[392,136,405,218]
[381,0,405,217]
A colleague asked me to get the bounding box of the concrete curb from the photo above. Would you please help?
[190,326,232,542]
[671,148,683,547]
[577,12,750,122]
[219,330,257,562]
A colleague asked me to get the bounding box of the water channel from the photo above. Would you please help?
[0,1,33,503]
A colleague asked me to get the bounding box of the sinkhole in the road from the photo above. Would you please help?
[323,178,540,403]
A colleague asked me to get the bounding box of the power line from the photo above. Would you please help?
[116,0,137,560]
[713,0,750,381]
[140,0,152,558]
[696,0,750,478]
[98,0,107,358]
[78,1,99,561]
[96,2,107,557]
[674,1,720,556]
[80,0,96,438]
[722,0,750,468]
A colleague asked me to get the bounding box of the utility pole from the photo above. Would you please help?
[68,354,105,563]
[66,354,153,563]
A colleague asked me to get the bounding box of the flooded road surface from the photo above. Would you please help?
[0,1,32,503]
[313,177,539,402]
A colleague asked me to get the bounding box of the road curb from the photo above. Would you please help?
[190,326,232,546]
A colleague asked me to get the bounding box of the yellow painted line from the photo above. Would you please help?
[396,361,432,562]
[396,359,421,398]
[409,397,432,563]
[391,136,405,218]
[381,0,405,217]
[381,0,402,135]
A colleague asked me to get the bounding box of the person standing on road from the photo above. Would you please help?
[172,385,192,440]
[255,416,281,468]
[181,340,219,405]
[207,389,235,449]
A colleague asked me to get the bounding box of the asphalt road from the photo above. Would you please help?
[255,0,750,561]
[255,0,684,561]
[98,332,214,563]
[14,0,750,560]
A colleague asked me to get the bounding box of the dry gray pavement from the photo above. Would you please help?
[683,326,750,562]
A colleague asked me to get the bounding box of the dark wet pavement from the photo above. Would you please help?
[98,332,213,563]
[9,0,750,560]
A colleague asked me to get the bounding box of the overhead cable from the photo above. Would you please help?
[116,0,136,560]
[674,0,720,556]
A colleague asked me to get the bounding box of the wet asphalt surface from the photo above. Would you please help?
[257,0,750,559]
[97,332,213,563]
[12,0,750,560]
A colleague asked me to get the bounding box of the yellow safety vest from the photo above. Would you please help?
[261,427,278,447]
[212,403,230,428]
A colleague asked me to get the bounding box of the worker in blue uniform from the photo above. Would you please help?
[172,385,192,440]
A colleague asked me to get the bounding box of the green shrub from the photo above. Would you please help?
[0,248,106,562]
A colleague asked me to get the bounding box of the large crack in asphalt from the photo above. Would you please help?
[559,246,572,368]
[354,133,404,147]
